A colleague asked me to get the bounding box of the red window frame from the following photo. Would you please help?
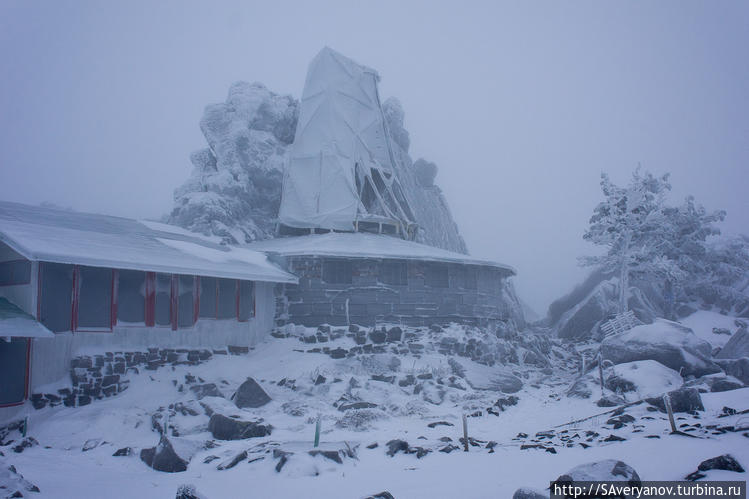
[0,338,31,408]
[71,266,115,333]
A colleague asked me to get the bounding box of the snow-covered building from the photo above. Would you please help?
[247,233,520,328]
[251,48,523,330]
[0,201,296,413]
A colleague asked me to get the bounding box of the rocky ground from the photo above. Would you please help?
[1,316,748,498]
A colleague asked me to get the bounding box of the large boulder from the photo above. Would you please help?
[715,357,749,385]
[646,386,704,413]
[605,360,683,399]
[234,377,271,408]
[601,319,721,377]
[512,488,549,499]
[140,436,189,473]
[555,459,640,485]
[716,327,749,359]
[555,278,656,340]
[208,414,271,440]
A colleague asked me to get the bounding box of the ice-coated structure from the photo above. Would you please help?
[169,49,467,254]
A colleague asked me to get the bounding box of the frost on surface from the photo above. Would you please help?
[169,51,468,255]
[169,82,298,244]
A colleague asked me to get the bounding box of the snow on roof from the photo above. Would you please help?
[245,232,516,274]
[0,201,297,283]
[0,297,54,338]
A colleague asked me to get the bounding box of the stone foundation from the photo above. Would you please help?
[29,346,248,410]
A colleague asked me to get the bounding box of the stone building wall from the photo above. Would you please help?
[275,256,518,329]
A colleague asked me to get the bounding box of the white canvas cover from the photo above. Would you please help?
[279,47,414,235]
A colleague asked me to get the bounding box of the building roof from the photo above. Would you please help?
[0,297,54,338]
[0,201,297,284]
[245,232,516,275]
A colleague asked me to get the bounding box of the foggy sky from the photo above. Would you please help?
[1,1,747,316]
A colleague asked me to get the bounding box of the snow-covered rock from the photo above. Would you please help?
[716,326,749,359]
[512,488,549,499]
[686,373,744,393]
[0,465,40,496]
[233,377,271,408]
[555,459,641,484]
[207,414,272,440]
[170,82,297,244]
[600,319,721,377]
[646,386,704,413]
[605,360,683,399]
[140,435,190,473]
[554,278,656,340]
[715,357,749,385]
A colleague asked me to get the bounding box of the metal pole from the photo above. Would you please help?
[462,414,469,452]
[314,414,321,447]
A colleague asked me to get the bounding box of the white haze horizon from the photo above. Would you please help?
[1,1,747,317]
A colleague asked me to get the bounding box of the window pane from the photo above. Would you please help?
[199,277,216,318]
[0,260,31,286]
[323,259,352,284]
[381,260,407,286]
[238,281,253,321]
[425,264,449,288]
[118,270,146,324]
[0,338,27,405]
[217,278,235,319]
[178,275,194,328]
[464,268,477,290]
[40,263,73,332]
[78,266,112,329]
[154,274,171,326]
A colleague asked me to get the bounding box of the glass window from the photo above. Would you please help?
[0,260,31,286]
[425,264,449,288]
[380,260,408,286]
[0,338,27,405]
[77,266,112,330]
[217,278,236,319]
[154,273,171,327]
[464,267,478,290]
[117,270,146,324]
[238,281,254,321]
[199,277,216,318]
[322,259,352,284]
[178,275,195,328]
[40,263,73,332]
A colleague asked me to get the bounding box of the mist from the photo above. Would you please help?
[1,0,747,316]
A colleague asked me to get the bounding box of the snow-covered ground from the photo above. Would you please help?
[2,324,748,499]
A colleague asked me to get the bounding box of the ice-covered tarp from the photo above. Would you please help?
[278,47,413,233]
[0,297,53,338]
[0,201,296,283]
[245,232,515,274]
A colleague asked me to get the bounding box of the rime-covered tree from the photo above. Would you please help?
[580,169,674,313]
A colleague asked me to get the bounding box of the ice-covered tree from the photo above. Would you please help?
[580,169,674,313]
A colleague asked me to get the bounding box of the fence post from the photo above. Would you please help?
[462,413,469,452]
[598,353,604,395]
[314,414,321,447]
[663,395,677,433]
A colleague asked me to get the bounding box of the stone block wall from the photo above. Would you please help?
[29,346,249,410]
[275,256,517,329]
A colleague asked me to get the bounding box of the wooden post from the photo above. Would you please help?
[462,413,469,452]
[581,354,586,374]
[314,414,321,448]
[663,394,677,433]
[22,416,27,437]
[598,353,604,395]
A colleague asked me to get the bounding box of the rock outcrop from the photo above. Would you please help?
[601,319,721,377]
